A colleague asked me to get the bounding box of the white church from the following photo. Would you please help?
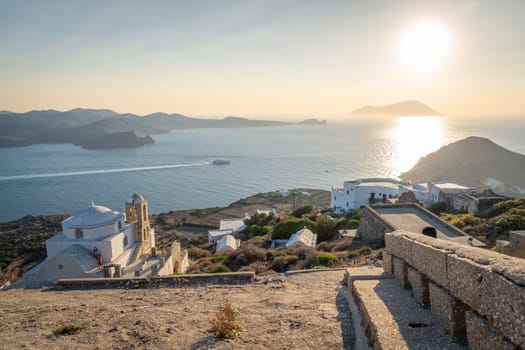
[24,193,185,288]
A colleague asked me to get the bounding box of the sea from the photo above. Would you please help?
[0,116,523,222]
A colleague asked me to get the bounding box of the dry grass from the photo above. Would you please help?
[54,324,84,336]
[210,299,241,340]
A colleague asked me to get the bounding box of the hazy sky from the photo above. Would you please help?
[0,0,523,119]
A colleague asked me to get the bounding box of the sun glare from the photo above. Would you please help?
[397,20,452,72]
[389,116,445,173]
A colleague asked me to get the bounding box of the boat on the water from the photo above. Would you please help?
[213,159,231,165]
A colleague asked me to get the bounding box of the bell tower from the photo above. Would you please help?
[125,193,154,255]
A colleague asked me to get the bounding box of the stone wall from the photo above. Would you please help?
[168,241,189,274]
[496,230,525,258]
[383,230,525,349]
[356,205,395,241]
[55,271,255,289]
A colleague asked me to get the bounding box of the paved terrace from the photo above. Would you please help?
[373,205,484,246]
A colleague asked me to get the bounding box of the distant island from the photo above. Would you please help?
[0,108,326,149]
[401,136,525,197]
[350,100,440,116]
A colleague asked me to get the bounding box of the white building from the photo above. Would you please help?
[286,227,317,247]
[256,208,277,216]
[331,178,405,211]
[401,181,475,205]
[331,178,475,211]
[208,215,248,243]
[23,193,163,288]
[216,234,241,253]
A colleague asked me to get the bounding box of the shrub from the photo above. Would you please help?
[495,214,525,235]
[317,253,338,266]
[347,246,372,259]
[244,213,275,226]
[244,225,272,236]
[238,262,268,274]
[293,247,318,269]
[227,243,268,268]
[429,202,447,214]
[344,209,362,220]
[269,255,298,272]
[492,198,525,216]
[292,205,313,218]
[188,246,211,259]
[331,238,354,252]
[210,299,241,339]
[54,324,84,336]
[271,218,316,239]
[208,264,231,273]
[335,218,360,230]
[209,255,227,263]
[316,218,337,242]
[441,214,481,229]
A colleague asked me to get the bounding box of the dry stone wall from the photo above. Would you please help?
[383,230,525,349]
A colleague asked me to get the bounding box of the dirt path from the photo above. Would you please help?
[0,270,354,349]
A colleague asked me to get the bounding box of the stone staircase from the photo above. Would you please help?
[129,243,142,264]
[345,266,466,350]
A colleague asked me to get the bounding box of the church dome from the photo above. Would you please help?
[128,193,146,204]
[63,204,123,229]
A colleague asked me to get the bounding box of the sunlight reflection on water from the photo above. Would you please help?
[387,116,445,174]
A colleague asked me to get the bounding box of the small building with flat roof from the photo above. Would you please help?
[357,203,485,247]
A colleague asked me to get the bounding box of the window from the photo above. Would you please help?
[142,205,147,219]
[346,202,349,207]
[58,264,63,269]
[123,235,128,247]
[347,190,349,195]
[334,196,337,200]
[118,221,122,230]
[75,229,83,239]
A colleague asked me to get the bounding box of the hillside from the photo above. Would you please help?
[0,109,325,148]
[0,189,330,283]
[350,100,440,116]
[401,136,525,197]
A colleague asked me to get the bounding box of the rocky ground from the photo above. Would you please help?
[0,270,354,350]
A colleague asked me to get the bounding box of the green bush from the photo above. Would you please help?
[244,224,272,236]
[271,218,317,239]
[347,246,372,259]
[429,202,447,214]
[493,198,525,216]
[335,218,360,230]
[292,205,313,218]
[441,214,481,229]
[495,214,525,235]
[208,264,231,273]
[317,253,338,266]
[244,213,275,227]
[316,218,337,242]
[209,255,227,263]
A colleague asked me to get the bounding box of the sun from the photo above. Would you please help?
[397,20,452,72]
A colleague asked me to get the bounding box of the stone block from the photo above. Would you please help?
[393,257,410,289]
[447,254,525,348]
[407,267,429,307]
[429,282,469,344]
[385,233,414,264]
[465,311,517,350]
[409,240,450,289]
[382,251,393,274]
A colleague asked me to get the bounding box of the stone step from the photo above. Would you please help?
[347,266,466,350]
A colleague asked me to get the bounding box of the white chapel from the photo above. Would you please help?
[24,193,157,288]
